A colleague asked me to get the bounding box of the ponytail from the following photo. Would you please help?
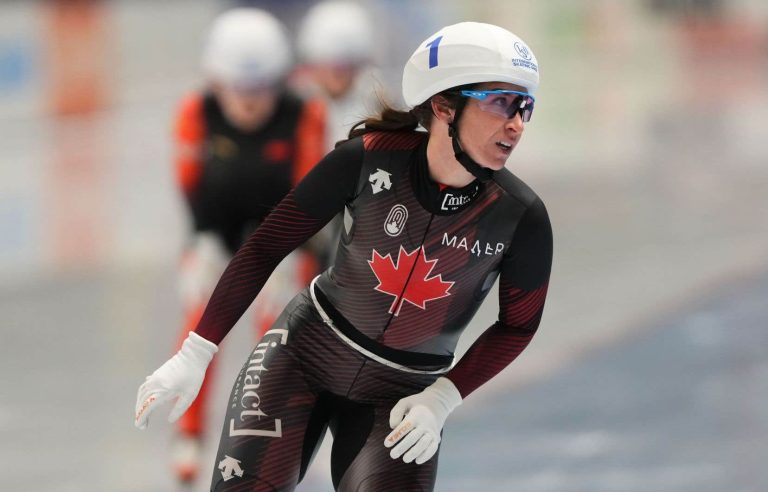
[338,96,435,147]
[337,86,471,147]
[344,102,425,144]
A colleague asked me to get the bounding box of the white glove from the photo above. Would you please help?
[178,232,229,308]
[384,377,462,465]
[134,331,218,430]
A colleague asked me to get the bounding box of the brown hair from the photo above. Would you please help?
[341,88,469,145]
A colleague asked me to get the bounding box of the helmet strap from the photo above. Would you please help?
[448,106,494,182]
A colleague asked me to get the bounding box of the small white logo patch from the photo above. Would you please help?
[219,455,244,481]
[385,204,408,237]
[369,168,392,194]
[441,193,471,211]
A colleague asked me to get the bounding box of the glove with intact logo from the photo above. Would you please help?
[134,331,218,429]
[384,377,462,465]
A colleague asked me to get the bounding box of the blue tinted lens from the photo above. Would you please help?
[460,90,535,122]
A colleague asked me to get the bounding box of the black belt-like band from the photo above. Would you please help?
[312,285,454,368]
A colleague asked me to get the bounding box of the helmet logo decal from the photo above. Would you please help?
[384,204,408,237]
[514,42,531,60]
[425,35,443,69]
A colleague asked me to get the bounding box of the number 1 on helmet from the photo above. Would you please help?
[426,36,443,69]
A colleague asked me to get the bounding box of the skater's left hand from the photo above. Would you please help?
[134,331,218,429]
[384,377,462,464]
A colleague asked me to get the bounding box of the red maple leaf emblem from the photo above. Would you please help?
[368,246,454,316]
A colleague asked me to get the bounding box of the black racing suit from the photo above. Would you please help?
[198,131,553,491]
[180,90,325,253]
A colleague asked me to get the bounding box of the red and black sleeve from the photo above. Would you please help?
[446,197,553,398]
[194,139,363,344]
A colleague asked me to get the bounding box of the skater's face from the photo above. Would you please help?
[455,82,530,170]
[310,63,360,99]
[214,83,279,132]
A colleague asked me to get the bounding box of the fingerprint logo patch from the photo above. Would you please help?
[384,204,408,237]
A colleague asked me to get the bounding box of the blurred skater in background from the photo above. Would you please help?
[169,7,328,484]
[291,0,381,151]
[290,0,384,266]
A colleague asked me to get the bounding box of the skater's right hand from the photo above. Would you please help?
[385,377,462,465]
[134,331,218,430]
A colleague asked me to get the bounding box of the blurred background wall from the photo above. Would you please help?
[1,0,766,491]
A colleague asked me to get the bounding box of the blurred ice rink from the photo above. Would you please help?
[1,1,767,491]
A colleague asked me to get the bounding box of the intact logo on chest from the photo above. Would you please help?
[439,183,481,212]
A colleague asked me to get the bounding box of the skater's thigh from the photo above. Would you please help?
[210,298,327,491]
[330,400,439,492]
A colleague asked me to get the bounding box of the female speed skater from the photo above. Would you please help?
[137,20,552,492]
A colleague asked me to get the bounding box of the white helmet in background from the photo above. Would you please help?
[201,8,292,89]
[402,22,539,107]
[297,1,374,65]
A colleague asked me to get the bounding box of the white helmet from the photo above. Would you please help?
[297,1,374,65]
[201,8,292,88]
[402,22,539,107]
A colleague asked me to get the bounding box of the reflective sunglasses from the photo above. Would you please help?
[459,89,535,122]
